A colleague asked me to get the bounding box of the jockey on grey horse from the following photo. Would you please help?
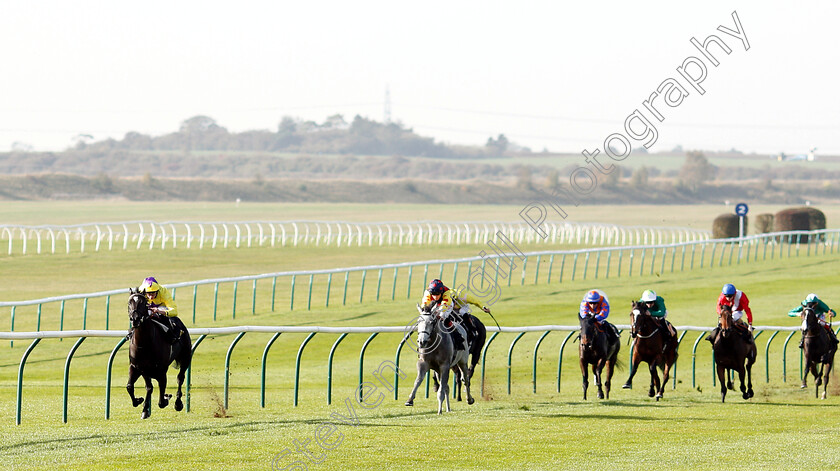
[405,304,474,414]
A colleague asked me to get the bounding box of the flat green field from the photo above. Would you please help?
[2,202,840,470]
[1,202,839,230]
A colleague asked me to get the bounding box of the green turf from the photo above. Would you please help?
[3,248,840,470]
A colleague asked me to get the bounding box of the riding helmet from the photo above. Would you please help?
[139,276,162,293]
[427,279,446,295]
[721,284,736,295]
[641,290,657,302]
[585,290,601,303]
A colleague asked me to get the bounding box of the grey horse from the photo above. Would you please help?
[405,306,473,413]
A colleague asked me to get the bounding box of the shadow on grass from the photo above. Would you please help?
[0,349,112,368]
[531,412,670,421]
[335,311,380,322]
[2,414,420,452]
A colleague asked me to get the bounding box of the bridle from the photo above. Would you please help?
[802,307,827,340]
[631,303,659,339]
[580,314,598,349]
[128,293,150,328]
[417,314,441,353]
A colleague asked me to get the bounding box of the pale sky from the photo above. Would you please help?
[1,0,838,155]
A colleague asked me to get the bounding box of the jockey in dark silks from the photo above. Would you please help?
[789,293,839,348]
[579,289,620,343]
[138,276,181,344]
[420,279,490,346]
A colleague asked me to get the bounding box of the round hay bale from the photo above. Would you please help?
[712,213,744,239]
[774,207,812,243]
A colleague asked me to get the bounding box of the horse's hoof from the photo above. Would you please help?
[597,392,604,400]
[648,390,655,398]
[748,390,754,399]
[174,399,183,412]
[655,396,661,402]
[404,401,413,407]
[742,392,750,400]
[159,399,169,409]
[800,383,807,389]
[456,397,462,402]
[467,397,475,405]
[132,398,144,407]
[821,392,827,400]
[141,411,150,419]
[622,383,632,389]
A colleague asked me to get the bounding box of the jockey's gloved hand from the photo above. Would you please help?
[482,306,491,314]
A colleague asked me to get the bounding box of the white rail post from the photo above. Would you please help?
[185,224,192,249]
[148,224,157,250]
[170,223,178,249]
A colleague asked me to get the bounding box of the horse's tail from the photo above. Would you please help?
[612,356,626,372]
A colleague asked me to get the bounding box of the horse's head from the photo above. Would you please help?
[802,306,822,334]
[417,313,442,352]
[579,314,597,350]
[128,288,149,329]
[630,301,650,339]
[719,304,734,338]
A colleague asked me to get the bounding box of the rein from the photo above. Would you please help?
[634,327,660,339]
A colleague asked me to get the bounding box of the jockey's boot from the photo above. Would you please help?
[166,318,179,344]
[608,323,620,343]
[799,335,804,349]
[829,328,839,345]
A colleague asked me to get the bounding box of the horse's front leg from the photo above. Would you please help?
[404,361,428,406]
[623,352,641,390]
[658,359,673,400]
[593,361,605,400]
[603,359,615,400]
[453,368,462,402]
[648,362,660,399]
[459,360,474,405]
[438,364,451,414]
[736,366,749,400]
[126,364,144,407]
[716,363,727,403]
[174,365,186,411]
[821,362,832,400]
[580,358,589,401]
[745,356,755,399]
[141,375,154,419]
[158,373,171,409]
[815,363,825,399]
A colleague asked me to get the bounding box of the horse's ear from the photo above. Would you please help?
[129,287,135,294]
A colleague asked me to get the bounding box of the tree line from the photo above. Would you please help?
[74,115,515,159]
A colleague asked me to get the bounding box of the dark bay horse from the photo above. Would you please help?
[800,307,836,399]
[713,305,755,402]
[622,301,678,400]
[405,307,473,413]
[578,313,620,400]
[127,288,191,419]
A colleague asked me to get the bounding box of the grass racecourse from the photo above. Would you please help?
[2,203,840,470]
